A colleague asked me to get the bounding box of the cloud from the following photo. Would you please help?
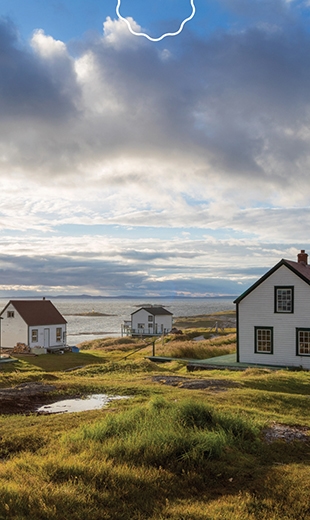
[0,4,310,296]
[0,10,308,200]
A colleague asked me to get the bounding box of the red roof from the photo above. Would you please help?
[284,260,310,281]
[1,300,67,326]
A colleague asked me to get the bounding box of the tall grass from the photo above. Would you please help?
[157,339,236,359]
[65,397,259,471]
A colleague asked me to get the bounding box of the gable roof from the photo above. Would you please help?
[0,300,67,326]
[131,306,173,316]
[234,259,310,305]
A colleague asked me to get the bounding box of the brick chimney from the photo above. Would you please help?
[297,250,308,264]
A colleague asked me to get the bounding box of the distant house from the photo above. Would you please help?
[234,250,310,369]
[0,299,67,351]
[126,306,173,336]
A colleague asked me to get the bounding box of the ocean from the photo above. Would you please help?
[0,297,236,346]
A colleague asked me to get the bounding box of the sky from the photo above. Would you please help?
[0,0,310,298]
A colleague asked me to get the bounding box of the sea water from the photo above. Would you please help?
[0,297,235,346]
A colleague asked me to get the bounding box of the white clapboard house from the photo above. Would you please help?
[0,299,67,352]
[234,250,310,369]
[126,306,173,337]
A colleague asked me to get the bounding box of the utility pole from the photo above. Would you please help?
[0,316,3,365]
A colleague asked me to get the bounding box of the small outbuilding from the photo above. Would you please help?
[0,299,67,352]
[234,250,310,369]
[129,306,173,336]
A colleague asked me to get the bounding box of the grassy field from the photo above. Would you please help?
[1,316,310,519]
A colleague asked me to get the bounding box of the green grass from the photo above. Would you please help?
[10,351,108,372]
[1,330,310,519]
[65,397,259,471]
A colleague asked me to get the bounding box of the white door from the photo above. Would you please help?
[44,328,50,348]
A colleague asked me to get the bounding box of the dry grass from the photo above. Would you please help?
[155,333,236,359]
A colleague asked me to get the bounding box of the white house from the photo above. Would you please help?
[130,306,173,336]
[234,250,310,369]
[0,299,67,351]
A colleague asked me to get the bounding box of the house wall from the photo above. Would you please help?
[131,310,172,335]
[238,264,310,368]
[0,302,67,349]
[1,303,28,348]
[29,324,66,348]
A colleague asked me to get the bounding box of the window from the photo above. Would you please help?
[56,328,62,342]
[275,286,294,313]
[255,327,273,354]
[7,311,14,318]
[296,328,310,356]
[137,323,145,329]
[148,316,153,322]
[32,329,38,342]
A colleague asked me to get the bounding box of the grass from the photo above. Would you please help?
[156,333,236,359]
[11,351,107,372]
[65,397,259,471]
[1,322,310,519]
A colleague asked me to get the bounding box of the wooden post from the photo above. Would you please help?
[152,341,155,357]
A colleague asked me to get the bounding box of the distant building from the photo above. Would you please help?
[0,299,67,351]
[235,250,310,369]
[123,306,173,337]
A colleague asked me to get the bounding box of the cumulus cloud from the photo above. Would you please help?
[0,2,310,296]
[1,11,310,195]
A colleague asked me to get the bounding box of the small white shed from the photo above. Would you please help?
[235,250,310,369]
[0,299,67,351]
[131,306,173,336]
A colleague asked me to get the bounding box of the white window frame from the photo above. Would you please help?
[275,286,294,313]
[255,327,273,354]
[296,328,310,356]
[32,329,38,342]
[56,328,62,342]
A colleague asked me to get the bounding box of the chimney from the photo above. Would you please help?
[297,250,308,265]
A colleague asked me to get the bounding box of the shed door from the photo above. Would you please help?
[44,328,50,348]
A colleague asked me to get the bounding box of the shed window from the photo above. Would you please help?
[297,329,310,356]
[255,327,273,354]
[32,329,38,342]
[7,311,14,318]
[56,328,62,342]
[275,286,294,313]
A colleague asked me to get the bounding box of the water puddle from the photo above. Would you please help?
[37,394,129,414]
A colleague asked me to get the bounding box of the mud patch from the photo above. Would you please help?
[263,422,310,443]
[0,382,57,415]
[151,375,240,392]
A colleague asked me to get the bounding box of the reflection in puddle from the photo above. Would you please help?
[37,394,129,414]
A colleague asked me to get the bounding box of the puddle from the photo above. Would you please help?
[37,394,129,414]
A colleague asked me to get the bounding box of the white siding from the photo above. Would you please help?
[29,324,66,348]
[238,265,310,368]
[1,304,28,348]
[0,302,66,349]
[131,309,172,335]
